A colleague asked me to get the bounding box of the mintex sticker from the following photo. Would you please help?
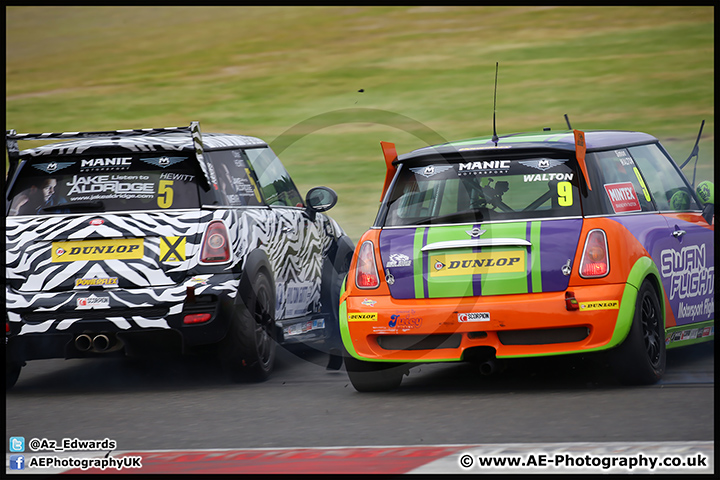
[52,238,143,262]
[348,313,378,322]
[604,182,641,213]
[579,300,620,311]
[458,312,490,322]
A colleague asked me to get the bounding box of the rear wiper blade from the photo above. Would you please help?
[39,201,105,213]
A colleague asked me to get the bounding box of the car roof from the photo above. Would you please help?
[19,132,267,157]
[397,130,658,163]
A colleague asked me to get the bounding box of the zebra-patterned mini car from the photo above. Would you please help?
[5,122,354,389]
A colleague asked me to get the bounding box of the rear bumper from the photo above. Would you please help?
[5,275,241,363]
[340,283,636,362]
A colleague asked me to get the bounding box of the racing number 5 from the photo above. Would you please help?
[157,180,174,209]
[557,181,573,207]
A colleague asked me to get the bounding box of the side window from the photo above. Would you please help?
[587,149,655,215]
[244,147,303,207]
[206,150,262,207]
[628,144,700,212]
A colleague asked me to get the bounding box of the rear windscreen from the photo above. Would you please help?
[7,153,201,216]
[383,155,582,226]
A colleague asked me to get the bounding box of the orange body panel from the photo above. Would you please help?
[342,219,653,361]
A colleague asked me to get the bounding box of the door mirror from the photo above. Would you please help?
[305,186,338,212]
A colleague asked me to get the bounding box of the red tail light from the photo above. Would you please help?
[565,291,580,311]
[579,229,609,278]
[355,240,380,289]
[184,313,212,324]
[200,220,231,263]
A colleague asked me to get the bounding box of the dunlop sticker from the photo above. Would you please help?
[348,312,378,322]
[431,251,525,277]
[579,300,620,311]
[53,238,143,262]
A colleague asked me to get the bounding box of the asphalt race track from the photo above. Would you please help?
[6,341,714,474]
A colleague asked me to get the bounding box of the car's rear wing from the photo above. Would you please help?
[5,121,215,191]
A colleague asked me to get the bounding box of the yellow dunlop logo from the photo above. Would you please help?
[52,239,143,263]
[430,251,525,277]
[579,300,620,311]
[348,312,378,322]
[160,236,186,262]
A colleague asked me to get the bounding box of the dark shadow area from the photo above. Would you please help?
[8,343,330,395]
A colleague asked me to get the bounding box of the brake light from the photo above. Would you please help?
[200,220,231,263]
[579,229,609,278]
[355,240,380,289]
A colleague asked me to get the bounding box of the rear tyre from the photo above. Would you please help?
[6,362,22,390]
[220,271,277,382]
[345,355,406,392]
[609,280,665,385]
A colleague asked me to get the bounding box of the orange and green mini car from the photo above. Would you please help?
[340,129,714,391]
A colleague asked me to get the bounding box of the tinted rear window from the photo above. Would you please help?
[382,155,582,226]
[8,153,201,216]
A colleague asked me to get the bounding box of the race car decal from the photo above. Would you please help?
[429,251,525,276]
[379,219,582,300]
[75,277,119,288]
[609,214,714,327]
[458,312,490,322]
[604,182,642,213]
[348,313,378,322]
[160,236,186,262]
[579,300,620,311]
[52,238,144,262]
[6,207,336,334]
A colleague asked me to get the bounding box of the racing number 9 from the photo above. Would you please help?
[157,180,174,209]
[557,181,573,207]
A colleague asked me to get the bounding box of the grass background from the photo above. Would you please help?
[6,6,714,242]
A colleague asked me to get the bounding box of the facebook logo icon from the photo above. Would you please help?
[10,455,25,470]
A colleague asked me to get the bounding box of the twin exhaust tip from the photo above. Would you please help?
[74,334,112,352]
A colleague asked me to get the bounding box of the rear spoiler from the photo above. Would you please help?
[5,121,215,190]
[573,129,592,191]
[379,141,398,202]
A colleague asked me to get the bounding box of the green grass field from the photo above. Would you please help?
[6,6,714,241]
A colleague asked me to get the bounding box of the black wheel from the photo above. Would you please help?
[344,355,406,392]
[6,362,22,390]
[321,247,352,370]
[219,271,277,382]
[609,280,666,385]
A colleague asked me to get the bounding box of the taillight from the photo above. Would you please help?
[565,291,580,311]
[184,313,212,324]
[579,229,609,278]
[200,220,231,263]
[355,240,380,289]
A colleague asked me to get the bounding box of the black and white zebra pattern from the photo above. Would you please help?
[6,206,341,336]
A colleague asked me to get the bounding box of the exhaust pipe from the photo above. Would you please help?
[92,334,111,352]
[75,334,92,352]
[479,359,498,376]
